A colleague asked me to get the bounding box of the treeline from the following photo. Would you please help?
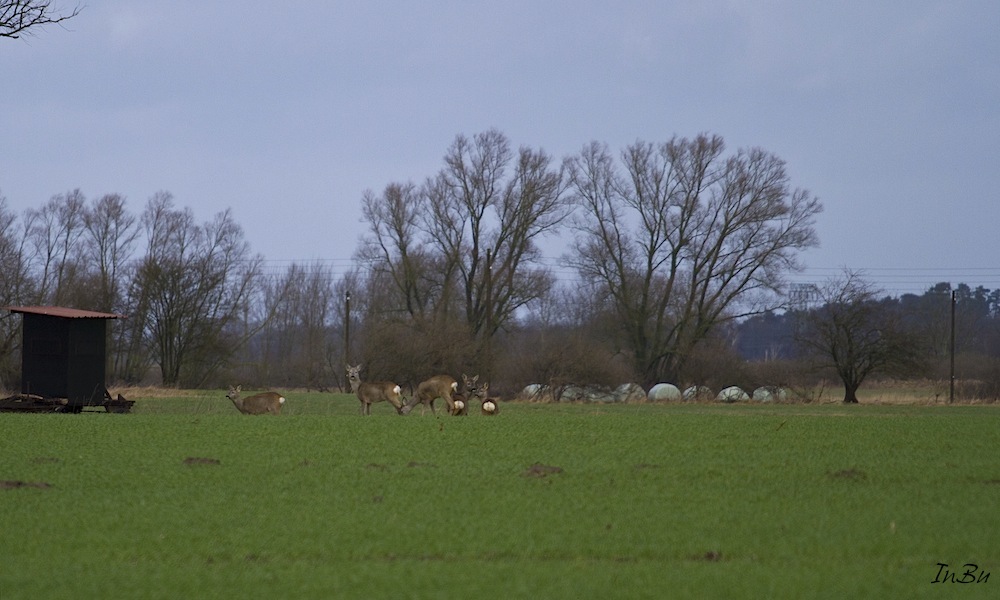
[739,283,1000,362]
[735,281,1000,398]
[0,189,262,389]
[24,129,976,399]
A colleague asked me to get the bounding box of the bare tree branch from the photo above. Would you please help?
[1,1,82,39]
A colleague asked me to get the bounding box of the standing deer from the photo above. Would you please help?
[346,364,405,416]
[401,374,458,415]
[452,374,480,417]
[226,386,286,415]
[462,374,480,395]
[475,382,500,416]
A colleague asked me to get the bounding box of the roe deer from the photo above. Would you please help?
[226,386,285,415]
[452,373,480,416]
[449,391,468,416]
[475,382,500,416]
[401,374,458,415]
[346,364,404,416]
[462,374,480,395]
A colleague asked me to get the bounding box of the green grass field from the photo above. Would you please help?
[1,392,998,598]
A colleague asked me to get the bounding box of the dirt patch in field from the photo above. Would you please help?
[1,480,52,490]
[244,553,270,563]
[522,463,564,478]
[828,468,867,482]
[183,457,220,466]
[691,550,723,562]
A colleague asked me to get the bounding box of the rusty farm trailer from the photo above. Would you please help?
[1,306,133,413]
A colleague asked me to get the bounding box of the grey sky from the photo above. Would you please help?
[2,1,998,295]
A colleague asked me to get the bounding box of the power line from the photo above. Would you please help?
[251,257,1000,297]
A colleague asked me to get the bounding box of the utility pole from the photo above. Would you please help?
[949,289,956,404]
[345,290,351,367]
[485,249,493,382]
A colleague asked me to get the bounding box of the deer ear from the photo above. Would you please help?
[236,385,242,392]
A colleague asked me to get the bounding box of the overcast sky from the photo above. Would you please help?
[2,1,998,296]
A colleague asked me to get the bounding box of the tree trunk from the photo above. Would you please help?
[843,384,860,404]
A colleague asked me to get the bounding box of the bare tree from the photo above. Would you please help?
[83,193,139,313]
[80,193,140,382]
[358,130,570,377]
[795,271,926,403]
[358,182,434,322]
[0,193,36,306]
[428,130,569,340]
[567,134,822,384]
[25,189,87,305]
[1,1,81,39]
[132,193,262,387]
[0,193,38,388]
[250,261,336,389]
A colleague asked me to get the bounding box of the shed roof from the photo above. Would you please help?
[4,306,125,319]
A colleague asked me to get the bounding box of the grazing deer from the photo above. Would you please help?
[401,374,458,415]
[226,386,285,415]
[346,364,405,416]
[475,382,500,416]
[449,391,468,416]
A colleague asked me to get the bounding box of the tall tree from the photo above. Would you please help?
[25,189,87,305]
[83,193,139,313]
[795,271,925,403]
[0,194,37,387]
[357,130,570,373]
[81,193,141,382]
[358,182,433,322]
[430,130,569,340]
[132,193,262,386]
[251,261,337,389]
[567,134,822,384]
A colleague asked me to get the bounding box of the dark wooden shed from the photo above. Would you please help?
[2,306,132,413]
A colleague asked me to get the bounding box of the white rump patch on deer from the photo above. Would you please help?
[393,385,401,395]
[483,400,496,413]
[454,399,465,412]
